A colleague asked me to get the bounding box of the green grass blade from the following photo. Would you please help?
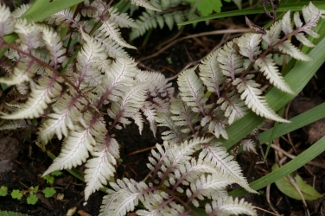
[178,1,325,25]
[229,135,325,197]
[259,102,325,144]
[22,0,84,22]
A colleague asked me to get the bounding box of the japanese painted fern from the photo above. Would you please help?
[0,1,324,215]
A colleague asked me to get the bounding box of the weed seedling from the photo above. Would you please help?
[0,172,59,205]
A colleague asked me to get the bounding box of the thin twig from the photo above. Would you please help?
[137,28,250,62]
[266,184,281,215]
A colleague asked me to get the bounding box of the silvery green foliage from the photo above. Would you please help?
[155,2,324,142]
[129,0,251,40]
[100,137,256,216]
[0,0,174,201]
[129,0,199,40]
[0,1,324,215]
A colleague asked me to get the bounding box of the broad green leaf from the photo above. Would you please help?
[43,187,56,198]
[27,194,38,205]
[43,175,55,184]
[22,0,84,22]
[11,189,23,200]
[188,0,231,15]
[179,1,325,25]
[0,186,8,196]
[50,170,62,176]
[273,164,323,201]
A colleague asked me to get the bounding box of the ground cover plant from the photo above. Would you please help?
[0,0,325,215]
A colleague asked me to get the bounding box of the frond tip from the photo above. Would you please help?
[84,137,119,200]
[42,129,95,176]
[234,75,289,123]
[1,75,63,119]
[0,4,15,36]
[205,197,257,216]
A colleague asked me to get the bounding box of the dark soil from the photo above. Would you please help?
[1,1,325,216]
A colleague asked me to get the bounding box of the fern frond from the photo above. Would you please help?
[76,30,107,87]
[262,21,281,46]
[14,19,44,50]
[109,8,138,28]
[131,0,162,11]
[129,9,185,40]
[156,112,184,142]
[84,136,119,200]
[178,67,207,114]
[42,26,67,69]
[186,174,235,207]
[81,0,101,17]
[43,127,95,176]
[278,40,312,61]
[255,54,293,94]
[278,3,324,59]
[1,75,63,119]
[241,139,257,154]
[217,41,244,80]
[135,71,174,134]
[294,32,315,48]
[148,137,211,180]
[293,7,320,44]
[0,119,32,130]
[98,57,138,106]
[199,49,224,97]
[234,75,289,123]
[142,103,157,136]
[205,197,257,216]
[218,92,248,124]
[202,112,228,139]
[167,158,222,192]
[137,195,185,216]
[96,19,135,49]
[46,9,80,28]
[0,56,36,86]
[237,33,262,62]
[129,10,163,40]
[11,4,30,18]
[0,4,15,37]
[37,93,86,144]
[171,98,198,134]
[301,2,325,35]
[281,11,294,35]
[94,37,129,58]
[100,178,145,216]
[107,84,147,129]
[164,11,184,30]
[136,71,174,113]
[200,144,256,193]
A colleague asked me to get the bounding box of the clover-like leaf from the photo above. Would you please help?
[0,186,8,196]
[43,187,57,198]
[27,194,38,205]
[11,189,23,200]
